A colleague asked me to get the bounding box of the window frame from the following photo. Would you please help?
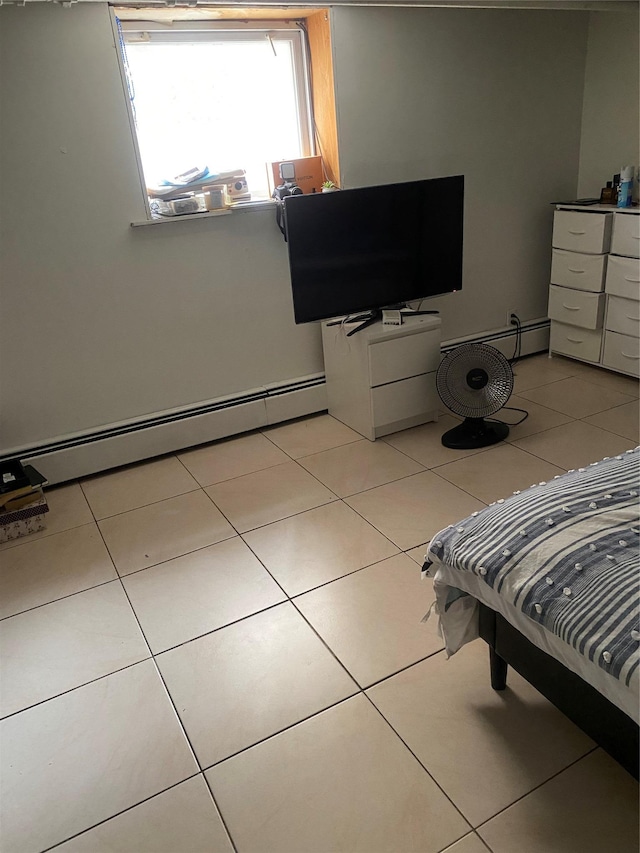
[117,18,315,214]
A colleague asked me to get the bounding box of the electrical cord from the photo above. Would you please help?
[487,406,529,427]
[274,199,287,239]
[509,313,523,364]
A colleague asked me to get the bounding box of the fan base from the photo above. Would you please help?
[441,418,509,449]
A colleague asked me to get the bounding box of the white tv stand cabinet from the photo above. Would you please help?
[321,314,441,441]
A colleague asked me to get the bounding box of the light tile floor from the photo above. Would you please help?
[0,353,638,853]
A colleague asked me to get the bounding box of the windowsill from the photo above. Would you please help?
[130,198,276,227]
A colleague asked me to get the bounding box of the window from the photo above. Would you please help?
[119,21,314,200]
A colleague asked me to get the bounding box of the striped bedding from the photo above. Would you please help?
[423,448,640,722]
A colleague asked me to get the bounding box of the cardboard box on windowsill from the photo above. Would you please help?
[267,155,325,197]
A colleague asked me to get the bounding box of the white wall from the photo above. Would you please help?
[0,3,607,458]
[331,6,589,342]
[0,4,323,452]
[577,8,640,199]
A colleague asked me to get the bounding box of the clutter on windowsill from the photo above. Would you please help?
[132,197,275,227]
[147,166,250,202]
[144,165,252,220]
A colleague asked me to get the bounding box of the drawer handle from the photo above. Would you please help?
[568,268,585,274]
[621,352,640,360]
[624,276,640,282]
[567,337,585,343]
[562,304,581,311]
[568,229,586,235]
[625,314,640,321]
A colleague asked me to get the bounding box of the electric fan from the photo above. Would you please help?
[436,343,514,449]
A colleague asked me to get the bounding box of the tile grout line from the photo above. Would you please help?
[0,654,153,723]
[85,485,203,522]
[342,468,490,545]
[0,512,89,553]
[360,690,475,835]
[454,830,496,853]
[363,672,599,840]
[201,694,359,773]
[286,547,408,599]
[148,654,239,853]
[472,745,600,836]
[0,570,121,624]
[195,643,444,775]
[471,830,495,853]
[239,495,403,586]
[97,519,240,853]
[39,771,204,853]
[203,456,344,501]
[438,829,494,853]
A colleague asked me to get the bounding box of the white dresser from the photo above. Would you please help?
[321,314,441,440]
[548,204,640,377]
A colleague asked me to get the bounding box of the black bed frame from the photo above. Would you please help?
[478,603,639,780]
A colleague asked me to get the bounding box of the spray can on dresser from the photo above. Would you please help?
[617,165,634,208]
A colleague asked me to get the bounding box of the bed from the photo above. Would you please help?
[422,447,640,779]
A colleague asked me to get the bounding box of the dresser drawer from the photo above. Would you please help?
[606,296,640,337]
[550,322,602,363]
[552,211,612,254]
[550,249,606,292]
[602,331,640,377]
[611,212,640,258]
[605,254,640,300]
[369,330,440,387]
[548,285,605,329]
[371,373,439,427]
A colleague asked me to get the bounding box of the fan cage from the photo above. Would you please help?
[436,343,514,419]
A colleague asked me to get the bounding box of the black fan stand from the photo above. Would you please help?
[441,417,509,450]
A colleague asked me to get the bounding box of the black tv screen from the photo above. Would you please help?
[284,175,464,324]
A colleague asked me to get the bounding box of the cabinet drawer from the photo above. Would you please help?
[606,296,640,337]
[548,285,605,329]
[549,322,602,363]
[371,373,439,426]
[611,212,640,258]
[369,331,440,387]
[602,331,640,377]
[550,249,606,292]
[605,254,640,300]
[552,211,612,254]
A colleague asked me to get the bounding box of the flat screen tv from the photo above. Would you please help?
[283,175,464,325]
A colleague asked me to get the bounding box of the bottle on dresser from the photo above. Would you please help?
[617,166,635,209]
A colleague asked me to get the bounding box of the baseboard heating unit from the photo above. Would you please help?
[0,375,328,486]
[0,318,549,486]
[442,318,550,359]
